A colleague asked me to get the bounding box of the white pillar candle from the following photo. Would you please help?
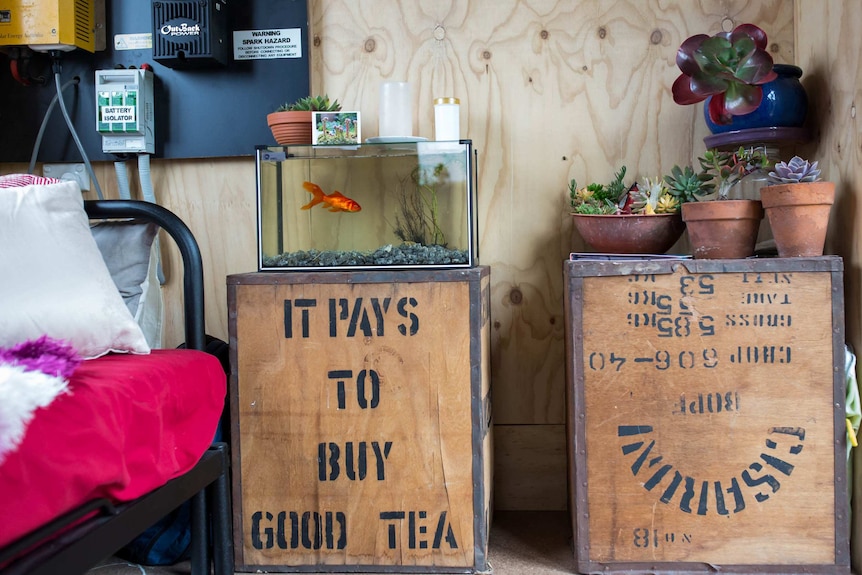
[379,82,413,138]
[434,97,460,141]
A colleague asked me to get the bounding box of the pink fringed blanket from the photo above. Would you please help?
[0,336,80,465]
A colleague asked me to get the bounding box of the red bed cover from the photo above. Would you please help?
[0,349,226,548]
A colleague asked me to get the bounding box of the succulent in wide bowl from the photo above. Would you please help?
[568,166,629,215]
[568,166,686,254]
[569,166,680,216]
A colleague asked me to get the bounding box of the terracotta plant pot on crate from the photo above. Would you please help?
[760,181,835,257]
[681,199,763,259]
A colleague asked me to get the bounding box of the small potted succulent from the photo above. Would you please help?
[667,147,768,259]
[672,23,807,134]
[760,156,835,257]
[267,95,342,145]
[568,167,686,254]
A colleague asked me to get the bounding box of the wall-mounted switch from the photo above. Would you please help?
[42,163,90,192]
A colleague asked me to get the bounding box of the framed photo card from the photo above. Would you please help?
[312,111,361,145]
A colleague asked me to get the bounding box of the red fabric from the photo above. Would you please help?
[0,349,225,548]
[0,174,61,188]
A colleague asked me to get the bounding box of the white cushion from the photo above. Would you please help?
[0,178,150,359]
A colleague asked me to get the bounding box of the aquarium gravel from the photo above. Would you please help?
[262,243,470,268]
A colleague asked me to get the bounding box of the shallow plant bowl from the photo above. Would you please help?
[571,212,685,254]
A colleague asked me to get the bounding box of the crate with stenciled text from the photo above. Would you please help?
[563,256,849,574]
[228,267,492,573]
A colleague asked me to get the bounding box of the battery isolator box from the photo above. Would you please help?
[96,69,155,154]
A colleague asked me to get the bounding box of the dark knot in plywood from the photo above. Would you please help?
[364,38,376,52]
[510,288,523,305]
[598,26,607,39]
[650,29,662,45]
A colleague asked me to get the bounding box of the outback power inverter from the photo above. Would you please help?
[152,0,229,68]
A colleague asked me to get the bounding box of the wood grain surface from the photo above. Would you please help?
[4,1,862,519]
[228,272,489,569]
[574,265,839,566]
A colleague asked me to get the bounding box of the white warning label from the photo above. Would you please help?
[233,28,302,61]
[102,106,136,122]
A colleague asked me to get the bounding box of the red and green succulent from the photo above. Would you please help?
[672,23,777,125]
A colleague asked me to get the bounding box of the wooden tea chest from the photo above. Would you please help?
[563,256,850,574]
[227,267,492,573]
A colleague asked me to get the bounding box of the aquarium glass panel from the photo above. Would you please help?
[256,141,477,270]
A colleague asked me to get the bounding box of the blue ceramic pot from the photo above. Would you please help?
[704,64,808,134]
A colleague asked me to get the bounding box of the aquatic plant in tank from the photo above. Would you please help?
[393,163,450,247]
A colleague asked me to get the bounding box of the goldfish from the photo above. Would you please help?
[301,181,361,213]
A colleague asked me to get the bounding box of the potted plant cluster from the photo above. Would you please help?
[761,156,835,257]
[267,95,342,145]
[567,22,827,260]
[666,146,769,259]
[567,146,781,258]
[568,167,686,254]
[672,23,807,135]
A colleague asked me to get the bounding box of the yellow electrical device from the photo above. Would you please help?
[0,0,96,52]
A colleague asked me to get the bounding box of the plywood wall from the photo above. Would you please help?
[306,0,793,511]
[7,1,862,530]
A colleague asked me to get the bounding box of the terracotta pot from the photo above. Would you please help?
[760,181,835,257]
[681,200,763,259]
[571,212,686,254]
[267,110,313,145]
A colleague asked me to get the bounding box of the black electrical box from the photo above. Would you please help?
[152,0,229,68]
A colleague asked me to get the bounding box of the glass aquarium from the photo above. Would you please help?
[255,141,477,271]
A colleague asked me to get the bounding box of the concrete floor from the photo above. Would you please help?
[87,511,575,575]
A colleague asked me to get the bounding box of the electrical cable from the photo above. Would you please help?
[114,160,132,200]
[50,51,104,199]
[10,58,30,85]
[138,153,165,284]
[137,153,156,204]
[28,77,79,175]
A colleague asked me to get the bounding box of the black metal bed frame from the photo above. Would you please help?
[0,200,232,575]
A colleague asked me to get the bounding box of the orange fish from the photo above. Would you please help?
[301,181,361,213]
